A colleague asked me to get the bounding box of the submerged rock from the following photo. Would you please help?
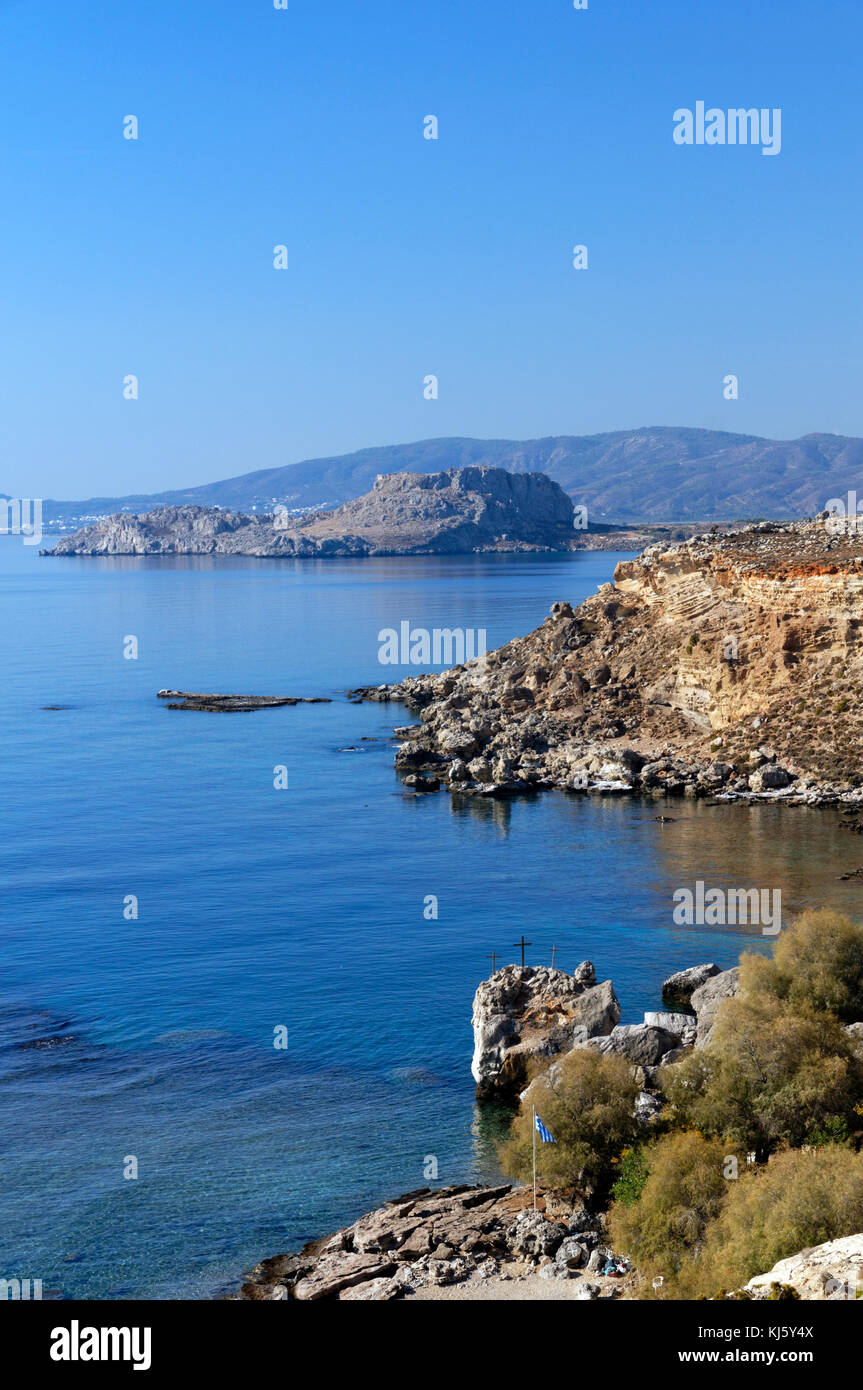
[156,690,331,712]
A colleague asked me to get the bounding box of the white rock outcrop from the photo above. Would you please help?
[745,1233,863,1300]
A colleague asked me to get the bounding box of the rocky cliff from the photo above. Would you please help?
[359,517,863,803]
[45,467,576,557]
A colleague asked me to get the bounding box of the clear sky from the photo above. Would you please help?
[1,0,861,498]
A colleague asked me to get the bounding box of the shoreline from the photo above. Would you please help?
[350,681,863,810]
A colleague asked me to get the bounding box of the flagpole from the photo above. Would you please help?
[532,1103,537,1211]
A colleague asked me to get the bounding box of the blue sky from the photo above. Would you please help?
[1,0,861,498]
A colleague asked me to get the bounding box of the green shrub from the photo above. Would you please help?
[610,1147,650,1207]
[661,954,863,1151]
[607,1131,729,1290]
[498,1048,639,1198]
[678,1146,863,1298]
[770,908,863,1022]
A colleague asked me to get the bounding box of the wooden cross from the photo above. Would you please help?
[549,944,558,969]
[486,952,499,975]
[512,935,532,967]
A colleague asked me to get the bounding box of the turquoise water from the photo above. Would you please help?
[0,543,855,1298]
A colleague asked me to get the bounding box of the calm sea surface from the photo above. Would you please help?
[0,542,854,1298]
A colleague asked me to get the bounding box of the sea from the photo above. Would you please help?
[0,541,853,1298]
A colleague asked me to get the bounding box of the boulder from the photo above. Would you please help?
[555,1238,589,1270]
[643,1010,696,1045]
[586,1023,678,1067]
[508,1211,568,1259]
[572,1281,601,1300]
[661,963,720,1007]
[438,728,479,761]
[744,1233,863,1300]
[748,765,793,792]
[571,979,620,1037]
[574,959,596,987]
[691,967,741,1048]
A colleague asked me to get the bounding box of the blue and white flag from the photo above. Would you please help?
[534,1113,555,1144]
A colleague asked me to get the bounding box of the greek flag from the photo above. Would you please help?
[534,1113,555,1144]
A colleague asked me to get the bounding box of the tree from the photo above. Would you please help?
[498,1048,639,1197]
[681,1146,863,1298]
[771,908,863,1023]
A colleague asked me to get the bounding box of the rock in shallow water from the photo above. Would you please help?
[471,965,620,1102]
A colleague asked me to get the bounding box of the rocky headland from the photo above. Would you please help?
[354,517,863,806]
[44,467,577,558]
[234,947,863,1302]
[233,957,734,1301]
[469,960,732,1106]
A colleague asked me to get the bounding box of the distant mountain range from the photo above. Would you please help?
[33,426,863,528]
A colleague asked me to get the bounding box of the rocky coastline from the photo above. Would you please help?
[352,517,863,808]
[233,948,863,1301]
[233,957,738,1301]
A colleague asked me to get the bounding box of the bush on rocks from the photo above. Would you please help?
[607,1131,729,1289]
[661,969,863,1152]
[499,1048,640,1197]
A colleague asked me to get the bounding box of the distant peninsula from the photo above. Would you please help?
[45,467,582,557]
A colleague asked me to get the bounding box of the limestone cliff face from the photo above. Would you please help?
[613,523,863,738]
[45,467,575,557]
[371,518,863,799]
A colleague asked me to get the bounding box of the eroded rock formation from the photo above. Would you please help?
[744,1232,863,1300]
[471,963,620,1101]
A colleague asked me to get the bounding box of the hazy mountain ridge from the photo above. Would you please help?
[33,426,863,527]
